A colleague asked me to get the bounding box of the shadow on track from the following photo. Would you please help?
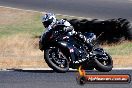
[11,69,96,73]
[13,69,55,73]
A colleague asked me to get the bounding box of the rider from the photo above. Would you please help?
[39,13,96,63]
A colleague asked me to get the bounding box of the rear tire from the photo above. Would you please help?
[94,52,113,72]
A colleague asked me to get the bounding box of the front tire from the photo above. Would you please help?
[44,47,69,73]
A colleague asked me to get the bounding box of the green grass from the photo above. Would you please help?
[0,13,43,38]
[103,42,132,55]
[0,12,79,38]
[0,7,132,68]
[0,8,131,56]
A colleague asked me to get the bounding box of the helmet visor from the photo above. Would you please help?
[43,21,51,28]
[43,18,54,28]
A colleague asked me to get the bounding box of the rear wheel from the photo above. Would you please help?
[44,47,69,73]
[94,51,113,72]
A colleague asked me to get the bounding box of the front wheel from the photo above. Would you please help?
[94,51,113,72]
[44,47,69,73]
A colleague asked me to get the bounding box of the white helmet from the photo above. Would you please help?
[41,13,57,28]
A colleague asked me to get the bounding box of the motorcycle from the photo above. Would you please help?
[39,26,113,73]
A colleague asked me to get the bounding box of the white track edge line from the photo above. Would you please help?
[0,5,91,19]
[1,67,132,71]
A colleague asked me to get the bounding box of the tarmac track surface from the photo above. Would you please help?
[0,0,132,21]
[0,70,131,88]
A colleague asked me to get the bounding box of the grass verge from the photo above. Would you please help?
[0,7,132,69]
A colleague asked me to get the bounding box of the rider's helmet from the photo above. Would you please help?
[41,13,57,28]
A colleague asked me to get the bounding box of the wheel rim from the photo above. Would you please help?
[48,48,69,69]
[96,53,112,66]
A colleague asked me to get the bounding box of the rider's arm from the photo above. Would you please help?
[39,27,54,50]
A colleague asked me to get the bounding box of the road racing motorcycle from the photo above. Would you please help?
[39,26,113,73]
